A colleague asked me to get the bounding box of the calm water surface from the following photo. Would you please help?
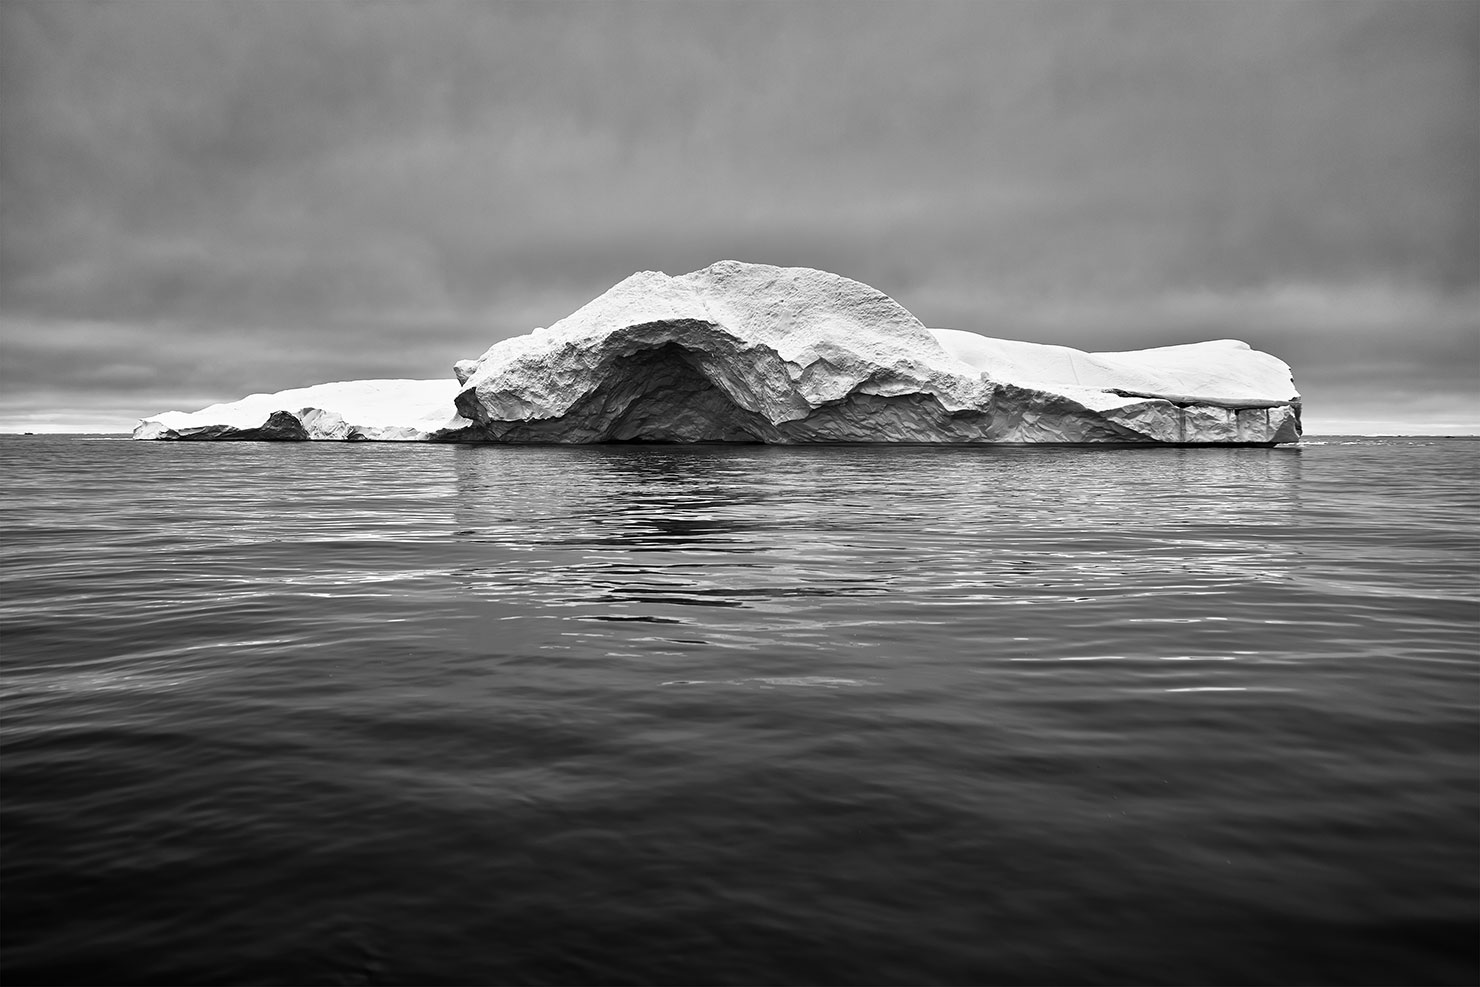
[2,436,1477,985]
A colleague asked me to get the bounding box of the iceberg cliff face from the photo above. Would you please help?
[452,261,1301,444]
[134,261,1301,444]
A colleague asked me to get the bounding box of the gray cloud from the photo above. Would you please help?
[2,0,1475,432]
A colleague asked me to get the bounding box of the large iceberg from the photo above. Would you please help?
[135,261,1301,445]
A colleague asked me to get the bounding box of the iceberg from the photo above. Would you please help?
[135,261,1301,445]
[134,379,472,442]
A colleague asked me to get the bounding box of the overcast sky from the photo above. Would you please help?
[2,0,1475,433]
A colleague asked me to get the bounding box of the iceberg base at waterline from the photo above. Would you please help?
[133,262,1302,445]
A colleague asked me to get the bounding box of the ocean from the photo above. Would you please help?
[1,435,1476,985]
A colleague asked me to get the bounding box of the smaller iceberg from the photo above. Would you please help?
[133,379,471,442]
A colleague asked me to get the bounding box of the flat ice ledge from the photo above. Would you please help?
[929,332,1298,409]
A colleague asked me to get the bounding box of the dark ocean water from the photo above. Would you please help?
[1,435,1476,985]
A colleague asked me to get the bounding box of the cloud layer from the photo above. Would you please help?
[2,0,1476,432]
